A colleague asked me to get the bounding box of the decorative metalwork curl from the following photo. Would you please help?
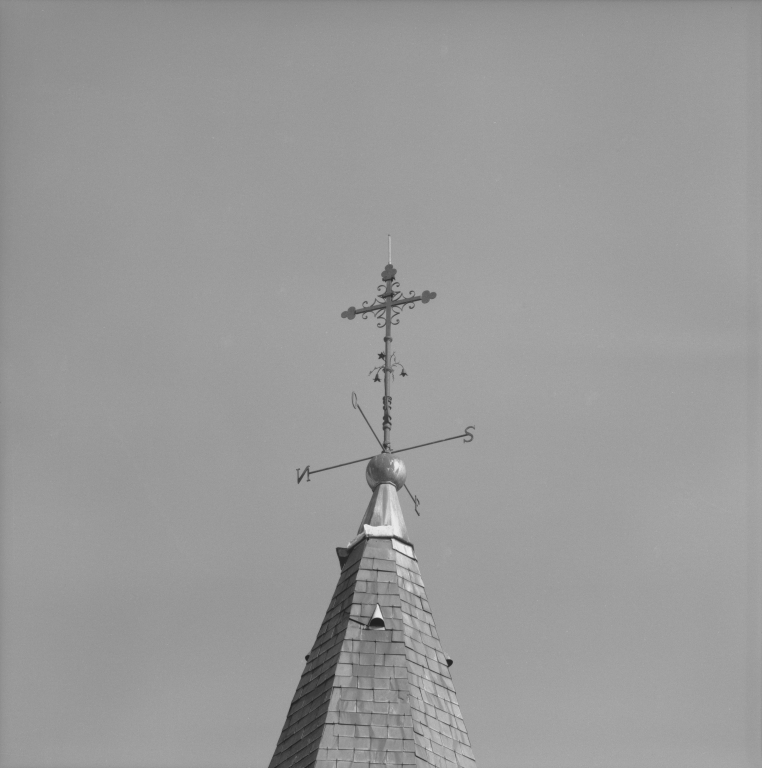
[376,280,400,300]
[390,303,414,321]
[369,351,407,381]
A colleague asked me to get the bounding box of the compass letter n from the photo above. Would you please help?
[296,466,311,484]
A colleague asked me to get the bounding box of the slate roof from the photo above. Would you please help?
[268,489,477,768]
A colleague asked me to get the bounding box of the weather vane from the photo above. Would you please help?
[296,237,474,514]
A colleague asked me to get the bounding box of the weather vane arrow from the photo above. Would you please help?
[296,237,474,515]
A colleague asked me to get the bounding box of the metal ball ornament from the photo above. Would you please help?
[365,453,407,491]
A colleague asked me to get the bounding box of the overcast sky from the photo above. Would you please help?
[1,2,760,767]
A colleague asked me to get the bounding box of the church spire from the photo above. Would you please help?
[269,254,477,767]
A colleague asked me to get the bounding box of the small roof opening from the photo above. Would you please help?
[367,604,386,629]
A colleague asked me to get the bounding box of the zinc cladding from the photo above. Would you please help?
[268,535,476,768]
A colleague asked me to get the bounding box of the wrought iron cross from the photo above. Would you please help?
[341,262,436,451]
[296,253,474,515]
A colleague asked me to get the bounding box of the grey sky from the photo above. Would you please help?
[0,1,760,767]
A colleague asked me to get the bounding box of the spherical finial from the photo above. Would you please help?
[366,453,406,491]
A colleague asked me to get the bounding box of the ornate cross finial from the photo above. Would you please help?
[295,252,474,516]
[341,263,437,451]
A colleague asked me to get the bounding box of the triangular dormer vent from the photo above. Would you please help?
[367,603,385,629]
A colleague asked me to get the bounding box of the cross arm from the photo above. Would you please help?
[340,290,436,320]
[389,290,436,310]
[341,301,385,320]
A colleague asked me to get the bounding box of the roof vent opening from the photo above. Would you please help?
[446,656,454,667]
[367,604,386,630]
[335,547,349,569]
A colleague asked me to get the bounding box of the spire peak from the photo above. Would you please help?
[275,252,478,767]
[356,481,409,543]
